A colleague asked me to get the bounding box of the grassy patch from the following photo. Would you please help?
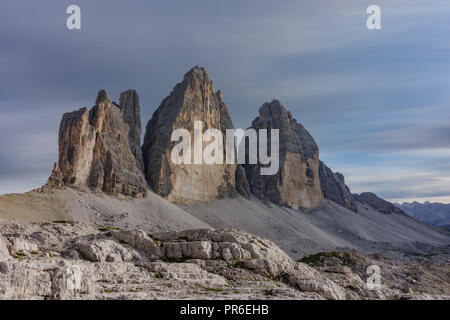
[199,286,225,293]
[97,226,122,232]
[264,289,275,296]
[12,251,27,259]
[162,257,187,263]
[52,220,74,225]
[227,261,244,269]
[298,251,359,268]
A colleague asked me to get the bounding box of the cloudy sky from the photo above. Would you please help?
[1,0,450,203]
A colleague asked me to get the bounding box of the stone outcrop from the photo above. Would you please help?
[244,100,323,210]
[318,161,358,212]
[142,66,236,203]
[2,221,442,300]
[354,192,406,215]
[47,90,147,198]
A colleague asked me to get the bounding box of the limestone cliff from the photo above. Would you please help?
[142,66,236,203]
[318,161,358,212]
[47,90,147,198]
[244,100,323,210]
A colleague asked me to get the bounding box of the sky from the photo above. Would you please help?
[1,0,450,203]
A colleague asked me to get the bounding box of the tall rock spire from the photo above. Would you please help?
[119,89,144,172]
[142,66,236,202]
[47,89,147,198]
[244,100,324,210]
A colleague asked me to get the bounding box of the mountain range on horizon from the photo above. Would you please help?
[396,201,450,228]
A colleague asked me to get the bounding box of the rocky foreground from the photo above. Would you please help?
[0,221,448,300]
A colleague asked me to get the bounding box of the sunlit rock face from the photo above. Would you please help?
[142,66,237,203]
[47,89,147,198]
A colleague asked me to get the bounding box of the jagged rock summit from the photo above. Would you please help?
[142,66,237,203]
[46,89,147,198]
[318,161,358,212]
[244,100,324,210]
[42,66,408,216]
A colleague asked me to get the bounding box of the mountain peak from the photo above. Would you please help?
[183,65,210,84]
[142,67,236,203]
[245,100,323,210]
[95,89,110,105]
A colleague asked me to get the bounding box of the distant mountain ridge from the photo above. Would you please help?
[396,201,450,227]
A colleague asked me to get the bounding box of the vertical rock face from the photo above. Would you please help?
[56,107,96,187]
[48,90,147,198]
[244,100,324,210]
[318,161,358,212]
[142,66,236,203]
[119,90,144,172]
[235,165,251,199]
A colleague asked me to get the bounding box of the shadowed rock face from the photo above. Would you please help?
[47,90,147,198]
[244,100,324,210]
[235,165,251,198]
[119,90,144,172]
[142,66,237,203]
[355,192,406,215]
[319,161,358,212]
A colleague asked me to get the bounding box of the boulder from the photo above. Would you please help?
[76,239,136,262]
[110,229,163,259]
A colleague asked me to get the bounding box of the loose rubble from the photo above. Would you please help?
[0,221,447,300]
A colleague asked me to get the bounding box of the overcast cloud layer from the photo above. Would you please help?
[1,0,450,203]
